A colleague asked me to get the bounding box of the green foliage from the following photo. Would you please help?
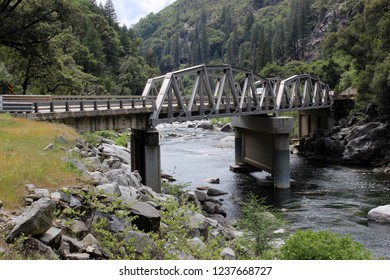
[161,182,189,196]
[237,193,285,256]
[281,230,374,260]
[0,0,149,96]
[81,130,129,147]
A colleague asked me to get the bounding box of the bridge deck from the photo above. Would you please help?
[0,64,333,127]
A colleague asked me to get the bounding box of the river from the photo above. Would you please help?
[158,122,390,259]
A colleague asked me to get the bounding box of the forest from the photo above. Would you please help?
[1,0,389,115]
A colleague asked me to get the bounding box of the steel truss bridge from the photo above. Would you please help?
[0,64,333,127]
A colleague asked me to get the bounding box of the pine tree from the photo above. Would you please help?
[104,0,118,25]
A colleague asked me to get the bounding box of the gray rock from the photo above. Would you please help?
[118,186,138,204]
[69,220,88,235]
[96,182,121,196]
[103,169,141,188]
[207,187,227,196]
[128,201,161,232]
[70,196,82,208]
[39,227,62,249]
[205,178,220,184]
[62,157,89,175]
[186,211,208,239]
[65,253,90,260]
[189,237,206,251]
[220,247,236,260]
[195,190,207,202]
[196,121,213,130]
[368,205,390,224]
[99,143,130,164]
[203,201,227,217]
[6,197,55,242]
[126,231,157,256]
[89,171,109,184]
[221,123,233,132]
[18,237,59,260]
[50,190,71,204]
[82,233,100,248]
[62,235,83,253]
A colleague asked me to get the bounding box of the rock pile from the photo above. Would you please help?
[1,139,246,260]
[297,115,390,168]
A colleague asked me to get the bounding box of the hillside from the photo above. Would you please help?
[134,0,390,115]
[134,0,351,71]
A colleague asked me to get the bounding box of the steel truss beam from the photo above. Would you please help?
[142,64,333,126]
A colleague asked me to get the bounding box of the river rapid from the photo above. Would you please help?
[158,122,390,259]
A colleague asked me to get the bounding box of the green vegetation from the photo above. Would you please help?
[0,0,157,96]
[237,193,286,256]
[280,230,374,260]
[0,114,80,209]
[82,130,130,147]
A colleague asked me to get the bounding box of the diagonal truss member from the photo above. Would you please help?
[142,64,333,126]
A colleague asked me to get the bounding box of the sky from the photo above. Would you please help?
[97,0,177,27]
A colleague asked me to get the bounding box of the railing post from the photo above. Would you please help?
[50,102,54,113]
[65,101,69,112]
[34,102,39,113]
[107,100,111,110]
[93,101,98,111]
[80,101,84,111]
[0,95,3,111]
[119,100,123,109]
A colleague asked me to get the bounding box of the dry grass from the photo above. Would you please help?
[0,114,80,209]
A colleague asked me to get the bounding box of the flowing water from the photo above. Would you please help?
[158,123,390,259]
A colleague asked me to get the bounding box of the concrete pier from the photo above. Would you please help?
[231,115,294,188]
[131,128,161,192]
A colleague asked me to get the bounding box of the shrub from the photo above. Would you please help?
[280,230,374,260]
[237,193,285,256]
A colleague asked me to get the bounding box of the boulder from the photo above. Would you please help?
[196,121,213,130]
[96,182,121,196]
[186,211,208,239]
[220,247,236,260]
[65,253,90,260]
[39,227,62,250]
[368,205,390,224]
[6,197,55,242]
[128,201,161,232]
[194,189,207,202]
[220,123,233,132]
[103,169,141,189]
[69,220,88,236]
[207,187,227,196]
[62,235,84,253]
[17,237,59,260]
[125,231,157,257]
[99,143,130,164]
[205,178,220,184]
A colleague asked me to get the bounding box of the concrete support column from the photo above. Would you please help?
[234,128,243,165]
[131,128,161,193]
[273,133,291,189]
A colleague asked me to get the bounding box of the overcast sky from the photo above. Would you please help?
[97,0,177,27]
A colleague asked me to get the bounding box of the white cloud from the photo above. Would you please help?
[97,0,177,27]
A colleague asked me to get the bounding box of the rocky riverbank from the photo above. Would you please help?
[0,131,284,260]
[297,113,390,170]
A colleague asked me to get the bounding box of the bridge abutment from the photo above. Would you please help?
[231,116,294,188]
[131,128,161,193]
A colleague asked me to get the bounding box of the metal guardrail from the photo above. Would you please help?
[0,65,333,126]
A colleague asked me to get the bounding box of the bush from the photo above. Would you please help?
[281,230,374,260]
[237,193,285,256]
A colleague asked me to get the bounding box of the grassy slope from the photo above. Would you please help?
[0,114,80,209]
